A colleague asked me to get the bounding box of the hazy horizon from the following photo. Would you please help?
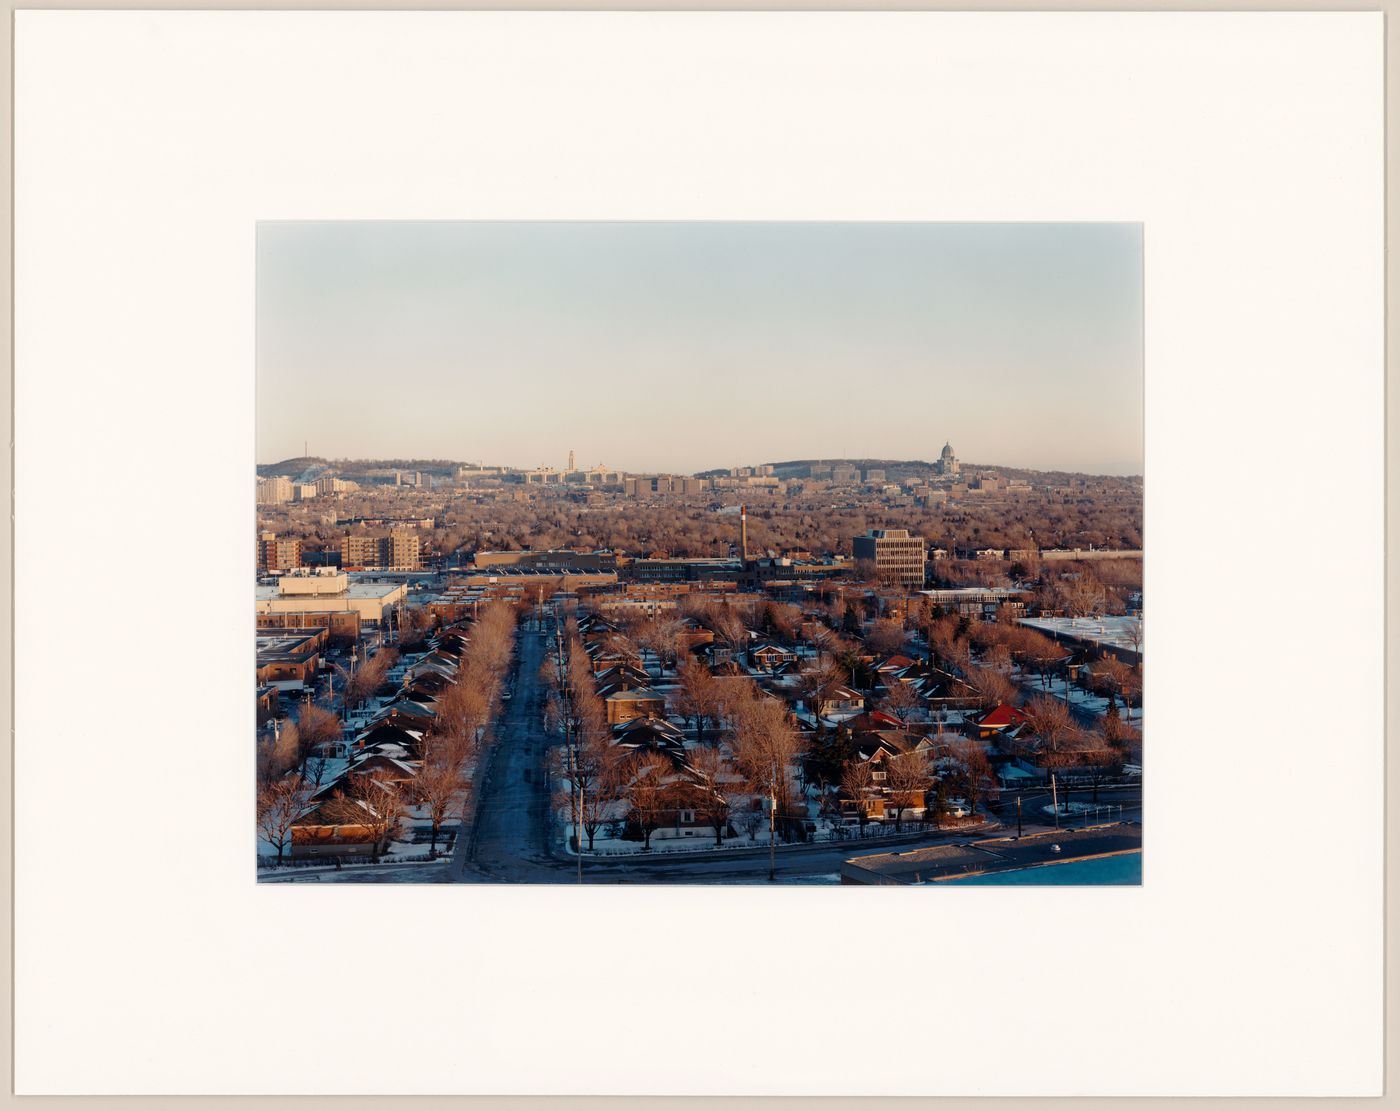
[258,222,1143,475]
[254,449,1142,479]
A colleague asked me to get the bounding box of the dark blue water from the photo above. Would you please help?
[943,851,1141,885]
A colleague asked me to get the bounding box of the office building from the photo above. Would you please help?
[852,528,927,587]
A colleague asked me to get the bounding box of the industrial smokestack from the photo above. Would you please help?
[740,504,748,562]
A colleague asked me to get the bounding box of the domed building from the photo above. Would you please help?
[935,441,960,478]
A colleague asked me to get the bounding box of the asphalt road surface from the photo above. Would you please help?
[453,622,555,882]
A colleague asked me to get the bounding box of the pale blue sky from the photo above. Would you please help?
[257,222,1142,474]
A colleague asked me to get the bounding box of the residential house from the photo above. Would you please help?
[605,688,667,725]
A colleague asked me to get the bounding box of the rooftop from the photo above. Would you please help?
[1019,615,1143,654]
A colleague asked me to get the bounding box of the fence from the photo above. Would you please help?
[257,849,446,872]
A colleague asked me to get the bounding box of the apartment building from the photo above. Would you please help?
[257,531,303,572]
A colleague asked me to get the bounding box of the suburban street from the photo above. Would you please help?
[427,620,1142,885]
[452,622,554,882]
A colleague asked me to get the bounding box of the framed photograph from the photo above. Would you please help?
[12,9,1383,1098]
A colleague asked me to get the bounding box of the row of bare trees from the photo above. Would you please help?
[257,600,520,862]
[412,601,520,854]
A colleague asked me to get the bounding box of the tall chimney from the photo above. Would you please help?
[740,504,748,562]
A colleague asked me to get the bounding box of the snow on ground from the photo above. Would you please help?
[1011,667,1143,727]
[1019,615,1142,656]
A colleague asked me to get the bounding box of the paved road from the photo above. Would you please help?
[453,622,555,883]
[994,785,1141,838]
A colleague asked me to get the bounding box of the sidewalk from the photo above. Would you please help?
[549,817,1001,866]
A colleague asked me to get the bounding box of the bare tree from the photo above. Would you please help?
[257,773,313,861]
[561,723,622,852]
[1090,656,1134,719]
[638,614,686,677]
[965,666,1016,711]
[323,773,405,862]
[710,607,749,655]
[687,746,743,847]
[412,728,470,856]
[797,659,845,718]
[764,602,803,645]
[943,739,996,814]
[257,720,300,786]
[865,617,908,657]
[624,752,676,851]
[736,804,764,842]
[346,646,398,709]
[885,749,930,831]
[732,695,805,875]
[295,704,342,772]
[840,759,877,834]
[675,657,721,743]
[1022,694,1080,766]
[398,605,439,645]
[878,681,923,730]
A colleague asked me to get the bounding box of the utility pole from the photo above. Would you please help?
[554,623,581,883]
[1051,772,1059,829]
[1016,794,1022,838]
[768,774,777,882]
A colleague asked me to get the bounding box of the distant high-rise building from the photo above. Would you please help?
[851,528,927,587]
[935,442,960,478]
[387,527,421,570]
[256,475,294,505]
[339,528,422,570]
[257,531,303,572]
[341,534,381,568]
[831,464,860,484]
[568,450,576,471]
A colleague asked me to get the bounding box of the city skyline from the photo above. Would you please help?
[255,446,1140,478]
[258,222,1143,475]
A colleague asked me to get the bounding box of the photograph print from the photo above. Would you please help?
[254,221,1143,886]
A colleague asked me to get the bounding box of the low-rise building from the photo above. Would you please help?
[256,569,408,627]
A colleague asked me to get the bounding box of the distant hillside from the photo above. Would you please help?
[256,457,328,478]
[256,457,464,478]
[765,459,1141,482]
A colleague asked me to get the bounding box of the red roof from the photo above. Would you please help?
[976,703,1031,729]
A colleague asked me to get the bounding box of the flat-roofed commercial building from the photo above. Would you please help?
[851,528,927,587]
[256,569,407,626]
[921,586,1029,620]
[474,549,617,572]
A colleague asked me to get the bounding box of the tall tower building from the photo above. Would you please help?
[568,450,576,472]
